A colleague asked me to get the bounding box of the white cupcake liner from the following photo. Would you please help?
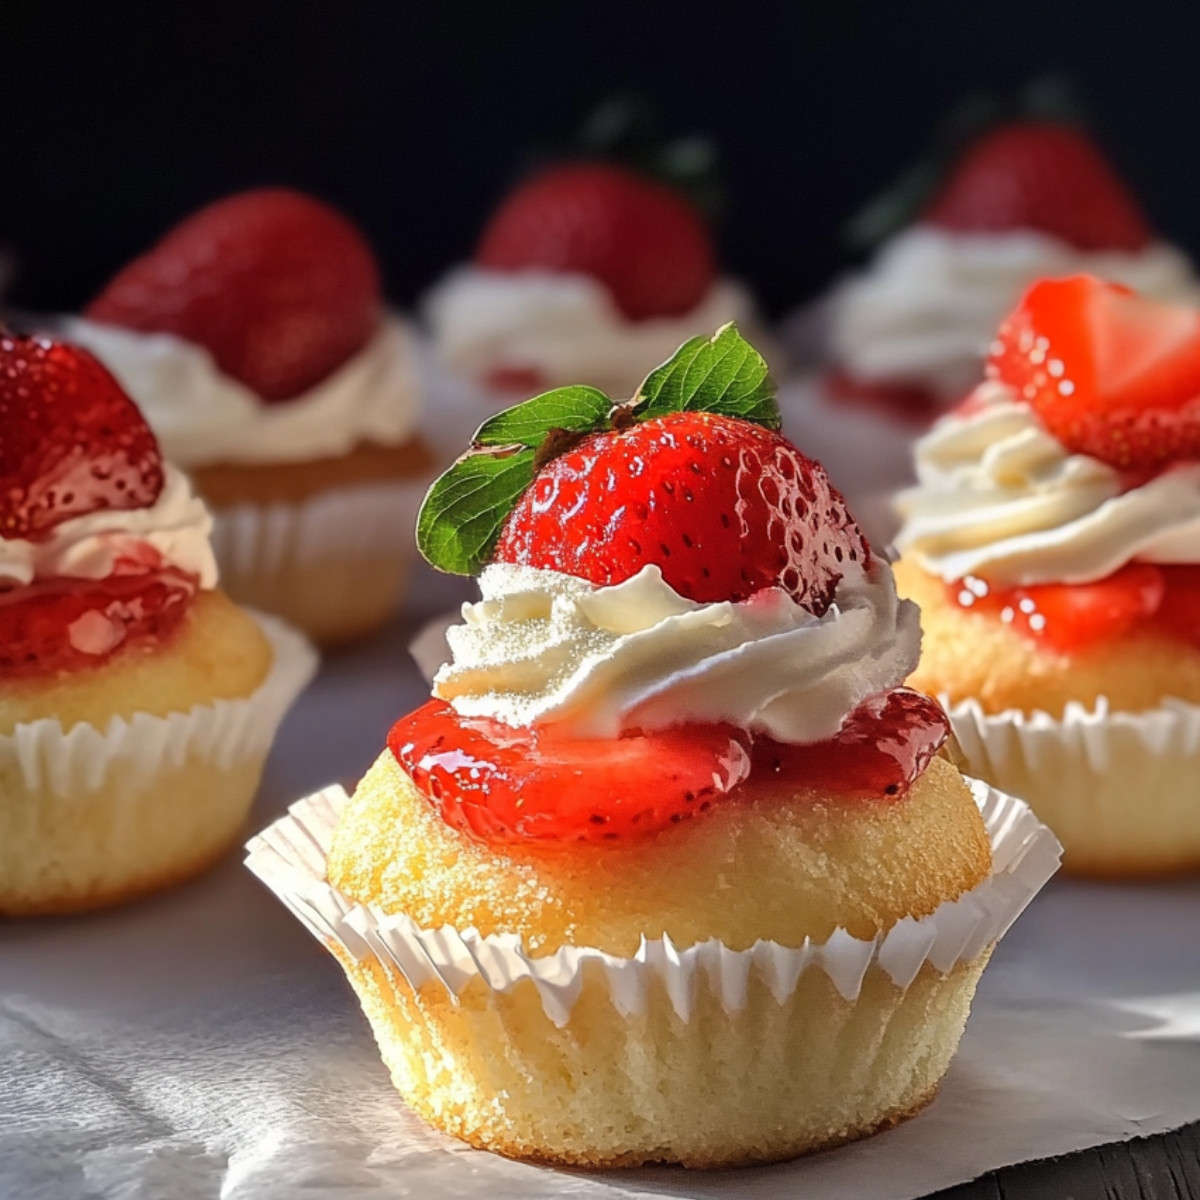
[946,694,1200,770]
[2,611,318,798]
[209,481,429,579]
[245,775,1060,1028]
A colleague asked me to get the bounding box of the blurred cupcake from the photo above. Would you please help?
[781,92,1200,522]
[895,275,1200,876]
[0,332,315,915]
[63,188,431,646]
[422,104,770,459]
[250,327,1057,1166]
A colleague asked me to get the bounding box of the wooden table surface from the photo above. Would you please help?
[932,1121,1200,1199]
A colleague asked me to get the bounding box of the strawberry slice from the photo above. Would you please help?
[0,334,164,539]
[1155,564,1200,645]
[86,189,381,403]
[988,276,1200,469]
[0,567,198,677]
[922,122,1151,252]
[389,699,752,845]
[493,410,871,616]
[475,163,715,321]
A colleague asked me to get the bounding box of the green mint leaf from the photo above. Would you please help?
[417,448,537,575]
[629,323,780,430]
[473,385,612,448]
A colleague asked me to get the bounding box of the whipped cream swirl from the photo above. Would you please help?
[433,560,921,743]
[0,465,219,588]
[424,267,760,396]
[894,381,1200,585]
[830,226,1200,401]
[59,315,421,469]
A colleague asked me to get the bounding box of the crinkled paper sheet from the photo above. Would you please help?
[2,566,1199,1200]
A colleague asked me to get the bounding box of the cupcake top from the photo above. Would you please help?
[826,122,1200,405]
[405,325,945,848]
[63,189,420,469]
[424,163,757,395]
[0,331,217,676]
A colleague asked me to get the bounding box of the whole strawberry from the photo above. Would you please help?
[86,189,381,402]
[922,122,1151,252]
[419,325,870,616]
[475,163,715,321]
[0,333,163,539]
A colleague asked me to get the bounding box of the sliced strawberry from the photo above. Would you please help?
[922,122,1151,252]
[1155,564,1200,645]
[389,699,752,845]
[951,563,1166,652]
[988,276,1200,469]
[0,334,164,539]
[475,163,715,321]
[86,189,381,402]
[493,410,871,616]
[0,567,198,678]
[754,688,949,799]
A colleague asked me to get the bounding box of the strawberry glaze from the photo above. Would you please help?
[390,688,948,847]
[947,563,1200,653]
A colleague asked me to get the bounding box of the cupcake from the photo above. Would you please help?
[0,331,316,915]
[249,327,1058,1167]
[894,274,1200,876]
[421,110,769,460]
[62,188,431,646]
[781,115,1200,523]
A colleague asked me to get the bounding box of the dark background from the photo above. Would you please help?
[3,0,1198,318]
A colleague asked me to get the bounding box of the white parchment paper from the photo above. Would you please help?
[2,563,1199,1200]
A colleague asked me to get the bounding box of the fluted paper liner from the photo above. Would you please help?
[945,695,1200,873]
[246,776,1060,1027]
[1,611,318,798]
[210,481,428,578]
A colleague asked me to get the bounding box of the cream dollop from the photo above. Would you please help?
[0,465,219,588]
[433,559,921,743]
[894,380,1200,585]
[59,315,421,469]
[829,226,1200,401]
[423,267,760,397]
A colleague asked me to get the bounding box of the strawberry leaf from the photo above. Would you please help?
[628,323,780,430]
[417,447,537,575]
[473,385,611,448]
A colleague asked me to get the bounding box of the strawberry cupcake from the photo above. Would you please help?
[422,159,768,461]
[782,119,1200,522]
[0,332,315,915]
[249,327,1057,1167]
[63,188,431,646]
[895,275,1200,876]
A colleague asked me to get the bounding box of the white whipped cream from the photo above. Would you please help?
[829,226,1200,402]
[58,315,421,469]
[433,560,921,743]
[894,380,1200,585]
[0,464,219,588]
[424,267,760,397]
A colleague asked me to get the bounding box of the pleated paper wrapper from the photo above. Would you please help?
[245,776,1061,1027]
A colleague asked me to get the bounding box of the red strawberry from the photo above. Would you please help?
[475,163,715,321]
[1155,565,1200,645]
[0,568,197,678]
[492,411,871,616]
[0,333,164,539]
[86,189,381,403]
[390,699,752,845]
[922,122,1151,252]
[988,275,1200,469]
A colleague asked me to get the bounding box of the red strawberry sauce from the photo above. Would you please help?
[947,563,1200,653]
[390,688,949,847]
